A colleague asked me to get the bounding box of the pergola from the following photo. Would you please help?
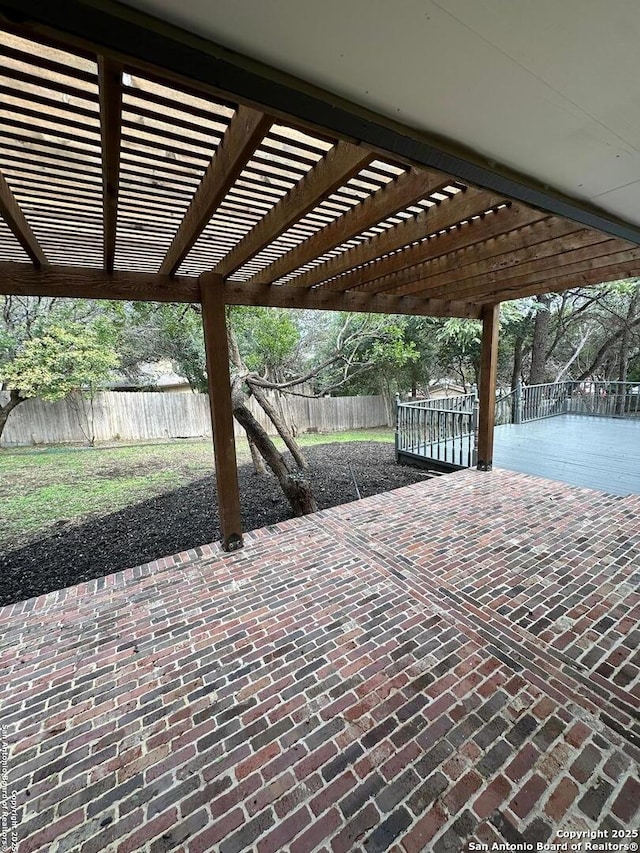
[2,1,640,551]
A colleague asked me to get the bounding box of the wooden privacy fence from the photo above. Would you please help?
[0,391,389,446]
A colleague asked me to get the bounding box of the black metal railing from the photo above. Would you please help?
[396,394,477,470]
[515,381,640,423]
[396,381,639,472]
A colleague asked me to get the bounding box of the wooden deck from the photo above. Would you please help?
[494,414,640,495]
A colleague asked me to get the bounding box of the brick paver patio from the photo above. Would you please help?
[1,469,639,852]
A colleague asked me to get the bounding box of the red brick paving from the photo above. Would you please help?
[1,469,639,852]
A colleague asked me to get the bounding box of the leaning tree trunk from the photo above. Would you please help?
[0,389,25,444]
[247,379,308,470]
[247,433,267,475]
[231,383,317,516]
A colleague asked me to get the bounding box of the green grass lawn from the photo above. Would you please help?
[0,428,393,548]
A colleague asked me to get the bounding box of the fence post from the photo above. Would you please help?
[514,379,523,424]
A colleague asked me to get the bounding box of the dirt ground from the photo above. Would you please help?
[0,442,434,605]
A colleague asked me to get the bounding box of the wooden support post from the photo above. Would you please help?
[476,303,500,471]
[200,274,243,551]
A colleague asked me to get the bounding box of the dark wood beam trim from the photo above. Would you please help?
[287,187,507,292]
[97,55,122,273]
[213,141,372,278]
[246,167,451,285]
[0,171,48,266]
[4,0,639,246]
[159,106,271,276]
[200,274,244,552]
[476,303,500,471]
[221,280,481,318]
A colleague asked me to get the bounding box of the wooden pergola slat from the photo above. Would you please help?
[0,170,48,266]
[159,106,271,276]
[245,167,451,285]
[278,186,509,292]
[212,141,373,278]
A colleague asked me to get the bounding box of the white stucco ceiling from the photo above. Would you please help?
[122,0,640,229]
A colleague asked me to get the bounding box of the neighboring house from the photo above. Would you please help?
[107,361,193,393]
[406,380,468,401]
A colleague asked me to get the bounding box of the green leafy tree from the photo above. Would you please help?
[1,308,120,445]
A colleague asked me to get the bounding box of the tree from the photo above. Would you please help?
[1,305,120,445]
[130,304,420,515]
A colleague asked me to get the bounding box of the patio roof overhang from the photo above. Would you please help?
[0,0,639,315]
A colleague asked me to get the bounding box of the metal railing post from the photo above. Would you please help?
[471,393,479,468]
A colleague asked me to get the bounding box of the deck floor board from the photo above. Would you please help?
[494,414,640,495]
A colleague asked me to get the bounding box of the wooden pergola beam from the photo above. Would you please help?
[97,56,123,274]
[284,188,513,292]
[433,243,640,303]
[212,141,373,278]
[200,276,243,552]
[0,261,481,318]
[476,303,500,471]
[0,170,48,266]
[221,280,480,318]
[479,261,640,303]
[0,261,199,302]
[384,230,618,299]
[159,106,272,276]
[246,167,451,285]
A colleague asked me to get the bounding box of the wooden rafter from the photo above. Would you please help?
[0,261,480,318]
[159,106,271,276]
[376,228,617,299]
[212,141,373,278]
[278,187,509,292]
[0,170,48,266]
[426,241,640,303]
[317,204,552,296]
[477,259,640,304]
[97,56,122,273]
[245,167,451,285]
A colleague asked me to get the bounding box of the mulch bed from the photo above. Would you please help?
[0,442,435,606]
